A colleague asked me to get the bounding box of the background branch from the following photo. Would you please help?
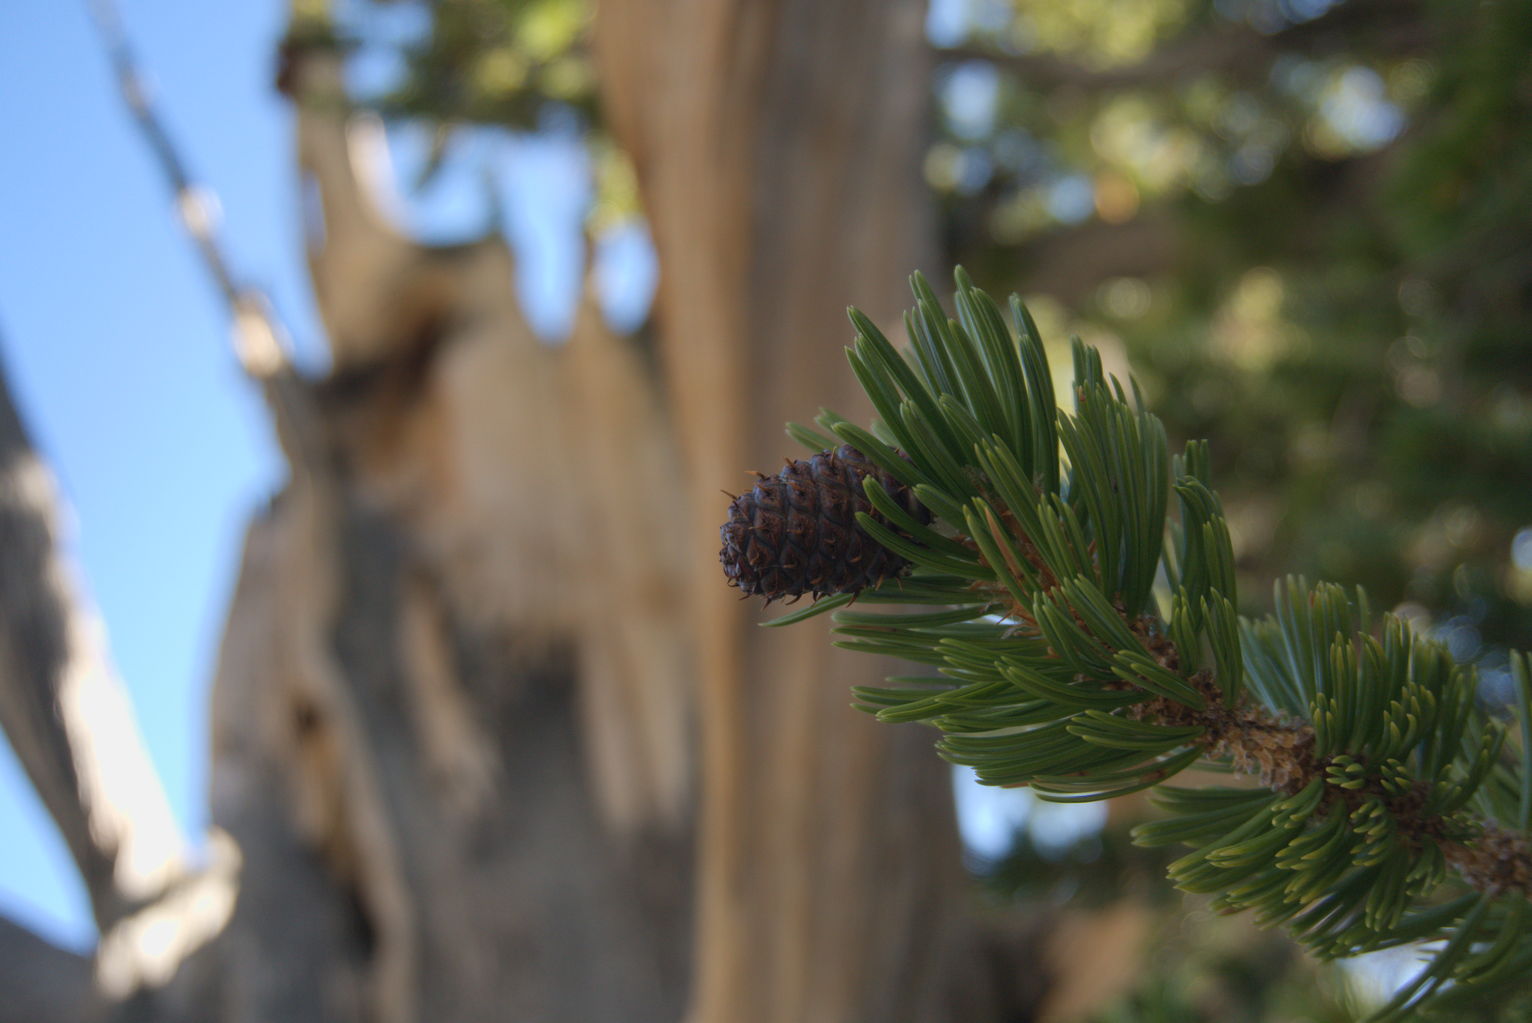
[0,349,184,932]
[940,0,1431,91]
[85,0,291,384]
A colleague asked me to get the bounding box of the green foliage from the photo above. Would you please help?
[358,0,594,130]
[1087,916,1357,1023]
[779,269,1532,1020]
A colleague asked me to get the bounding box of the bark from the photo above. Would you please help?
[593,2,1026,1020]
[0,352,248,1020]
[167,31,698,1021]
[0,353,184,932]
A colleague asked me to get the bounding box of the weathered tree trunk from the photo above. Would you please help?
[180,31,698,1020]
[592,2,1020,1020]
[1,2,1045,1020]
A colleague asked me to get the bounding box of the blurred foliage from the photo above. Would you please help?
[977,810,1367,1020]
[1086,912,1356,1023]
[930,0,1532,663]
[354,0,594,128]
[975,808,1181,911]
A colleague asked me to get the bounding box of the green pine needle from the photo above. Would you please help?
[753,269,1532,1020]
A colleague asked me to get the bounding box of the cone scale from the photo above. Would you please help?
[719,445,929,602]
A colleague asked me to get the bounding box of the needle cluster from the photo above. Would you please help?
[750,269,1532,1020]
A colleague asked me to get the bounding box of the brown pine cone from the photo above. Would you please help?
[719,445,930,602]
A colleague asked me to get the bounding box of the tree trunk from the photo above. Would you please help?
[592,2,1018,1020]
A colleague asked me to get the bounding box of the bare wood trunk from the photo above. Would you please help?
[0,356,184,933]
[174,32,700,1019]
[593,2,1024,1020]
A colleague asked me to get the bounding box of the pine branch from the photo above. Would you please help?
[721,269,1532,1020]
[965,527,1532,901]
[1117,622,1530,899]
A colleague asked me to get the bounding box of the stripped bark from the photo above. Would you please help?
[0,354,184,933]
[593,2,1023,1019]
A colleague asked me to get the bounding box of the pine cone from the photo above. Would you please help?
[719,445,930,602]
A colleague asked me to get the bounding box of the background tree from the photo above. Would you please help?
[1,0,1529,1020]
